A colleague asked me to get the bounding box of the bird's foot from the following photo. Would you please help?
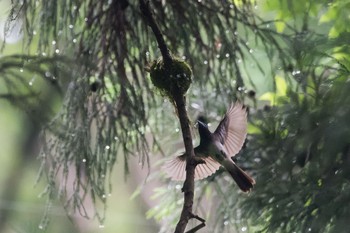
[192,157,206,165]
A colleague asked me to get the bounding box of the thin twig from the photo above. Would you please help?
[0,93,38,99]
[185,212,206,232]
[185,223,206,233]
[139,1,203,232]
[189,212,206,223]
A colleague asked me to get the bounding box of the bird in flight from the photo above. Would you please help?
[164,102,255,192]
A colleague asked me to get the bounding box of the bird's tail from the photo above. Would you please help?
[222,159,255,192]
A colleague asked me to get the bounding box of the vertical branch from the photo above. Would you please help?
[139,1,202,232]
[172,91,196,233]
[139,0,172,67]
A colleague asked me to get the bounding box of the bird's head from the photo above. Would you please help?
[197,120,208,129]
[197,116,208,128]
[197,116,211,141]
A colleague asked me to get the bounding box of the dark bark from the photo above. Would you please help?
[139,0,172,67]
[172,91,197,233]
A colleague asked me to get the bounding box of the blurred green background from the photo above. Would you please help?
[0,2,158,231]
[0,103,158,233]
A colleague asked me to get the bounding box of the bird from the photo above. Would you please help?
[164,102,255,192]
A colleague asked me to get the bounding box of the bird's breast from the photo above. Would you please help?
[208,141,227,162]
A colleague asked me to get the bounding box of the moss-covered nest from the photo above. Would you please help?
[150,57,192,98]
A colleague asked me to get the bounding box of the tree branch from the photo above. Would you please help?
[139,0,172,67]
[172,91,197,233]
[185,223,206,233]
[139,1,203,232]
[184,213,206,233]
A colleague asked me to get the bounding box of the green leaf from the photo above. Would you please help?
[319,6,337,23]
[259,92,276,105]
[275,12,286,33]
[276,75,287,96]
[248,123,262,134]
[304,197,312,207]
[329,26,340,38]
[275,21,286,33]
[259,76,288,106]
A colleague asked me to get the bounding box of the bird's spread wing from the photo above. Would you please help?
[213,102,247,158]
[163,154,221,181]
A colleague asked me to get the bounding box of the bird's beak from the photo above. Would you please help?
[197,120,207,128]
